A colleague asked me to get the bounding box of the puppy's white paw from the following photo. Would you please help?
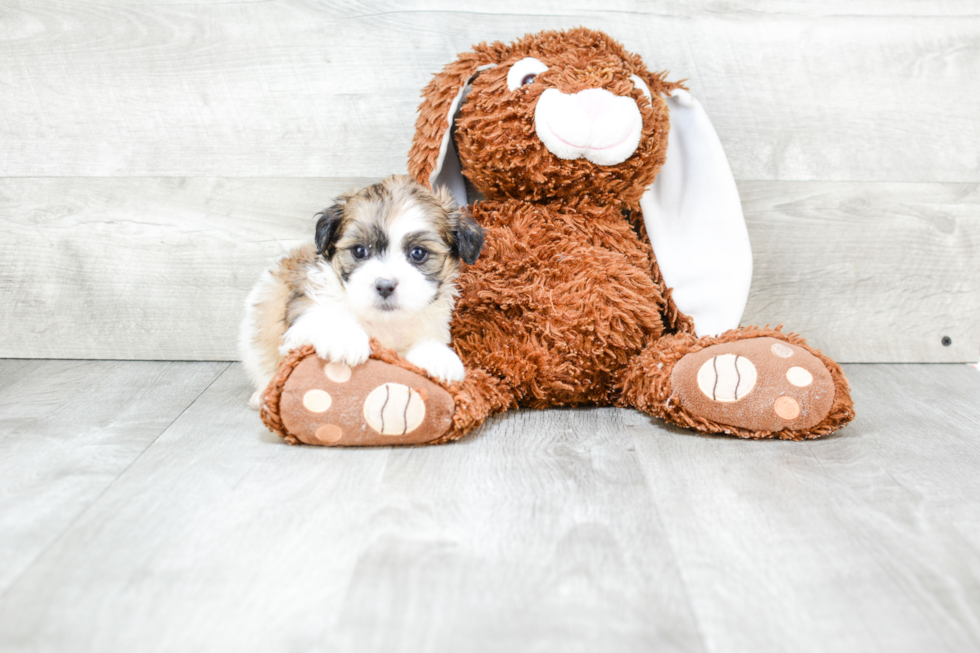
[279,325,311,357]
[279,319,372,367]
[405,340,466,383]
[314,326,372,367]
[248,390,262,411]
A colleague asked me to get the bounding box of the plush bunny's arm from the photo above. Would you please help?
[641,89,753,337]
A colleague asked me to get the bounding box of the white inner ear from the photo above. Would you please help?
[629,74,653,104]
[430,63,497,207]
[640,89,753,337]
[507,57,549,91]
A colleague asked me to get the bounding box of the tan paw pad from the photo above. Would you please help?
[363,383,426,436]
[786,367,813,387]
[696,354,757,402]
[313,424,344,444]
[771,342,794,358]
[324,362,352,383]
[773,396,801,420]
[302,389,332,412]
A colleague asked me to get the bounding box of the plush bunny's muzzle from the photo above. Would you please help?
[534,87,643,166]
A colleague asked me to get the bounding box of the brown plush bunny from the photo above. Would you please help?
[261,28,854,446]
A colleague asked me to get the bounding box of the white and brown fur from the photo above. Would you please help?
[239,175,484,407]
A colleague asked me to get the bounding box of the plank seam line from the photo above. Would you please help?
[2,177,977,185]
[0,176,389,181]
[625,428,712,653]
[0,361,232,602]
[340,9,980,19]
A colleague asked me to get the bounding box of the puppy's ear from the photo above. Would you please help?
[453,209,484,265]
[433,185,458,216]
[315,202,346,259]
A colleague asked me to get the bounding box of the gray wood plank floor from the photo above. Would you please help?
[1,361,979,652]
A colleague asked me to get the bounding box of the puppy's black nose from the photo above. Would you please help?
[375,278,398,299]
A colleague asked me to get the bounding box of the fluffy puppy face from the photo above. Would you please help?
[315,175,484,320]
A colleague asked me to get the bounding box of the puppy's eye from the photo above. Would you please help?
[507,57,549,91]
[351,245,369,260]
[409,247,429,263]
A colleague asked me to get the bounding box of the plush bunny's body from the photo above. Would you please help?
[453,198,666,407]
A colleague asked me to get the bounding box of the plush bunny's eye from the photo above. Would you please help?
[507,57,549,91]
[630,74,653,104]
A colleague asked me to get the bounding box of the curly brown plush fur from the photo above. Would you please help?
[405,27,854,441]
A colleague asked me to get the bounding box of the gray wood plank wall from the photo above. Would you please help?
[1,1,977,362]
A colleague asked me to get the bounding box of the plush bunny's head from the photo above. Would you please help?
[410,27,755,338]
[409,28,682,206]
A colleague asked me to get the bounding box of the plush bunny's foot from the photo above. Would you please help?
[261,346,455,446]
[623,328,855,440]
[670,337,836,433]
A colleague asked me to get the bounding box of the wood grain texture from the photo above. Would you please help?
[2,177,976,362]
[625,362,980,653]
[0,363,706,653]
[343,0,980,16]
[0,359,227,596]
[740,181,980,363]
[0,362,978,652]
[0,1,976,181]
[0,176,380,360]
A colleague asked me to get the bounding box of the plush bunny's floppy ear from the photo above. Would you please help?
[641,89,753,337]
[430,64,497,207]
[409,54,497,207]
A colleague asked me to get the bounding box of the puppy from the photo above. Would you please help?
[239,175,484,408]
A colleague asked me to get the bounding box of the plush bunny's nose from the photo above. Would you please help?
[574,88,616,120]
[534,87,643,166]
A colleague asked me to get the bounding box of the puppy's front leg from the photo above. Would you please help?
[405,339,466,383]
[279,305,372,367]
